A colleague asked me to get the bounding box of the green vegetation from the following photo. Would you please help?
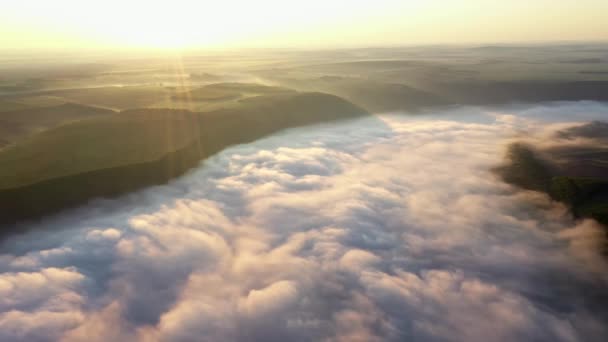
[252,45,608,112]
[0,92,369,226]
[494,143,554,192]
[2,45,608,229]
[0,100,31,112]
[46,85,174,110]
[549,177,608,225]
[9,95,68,108]
[0,103,114,148]
[498,143,608,226]
[273,76,444,112]
[0,109,197,189]
[579,202,608,225]
[550,177,608,204]
[172,82,293,104]
[3,45,608,115]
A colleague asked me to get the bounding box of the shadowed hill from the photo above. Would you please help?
[172,82,293,102]
[496,128,608,227]
[0,109,199,189]
[0,103,114,148]
[258,55,608,112]
[0,92,370,229]
[432,81,608,105]
[556,121,608,141]
[494,143,556,192]
[266,76,445,112]
[0,100,30,112]
[285,78,608,112]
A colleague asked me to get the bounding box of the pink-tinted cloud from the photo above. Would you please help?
[0,102,607,341]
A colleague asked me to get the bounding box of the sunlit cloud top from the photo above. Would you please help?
[1,0,607,50]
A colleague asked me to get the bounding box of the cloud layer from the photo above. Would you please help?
[1,102,608,342]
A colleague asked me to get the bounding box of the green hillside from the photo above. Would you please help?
[550,177,608,225]
[0,103,114,147]
[0,92,369,226]
[172,82,293,101]
[497,143,608,227]
[0,109,198,189]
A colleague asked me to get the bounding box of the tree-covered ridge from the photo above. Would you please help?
[496,129,608,227]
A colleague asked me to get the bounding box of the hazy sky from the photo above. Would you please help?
[1,0,607,50]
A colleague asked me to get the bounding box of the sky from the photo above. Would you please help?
[0,0,607,50]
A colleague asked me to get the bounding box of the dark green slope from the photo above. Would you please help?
[0,103,114,147]
[496,143,608,227]
[431,81,608,105]
[0,92,369,228]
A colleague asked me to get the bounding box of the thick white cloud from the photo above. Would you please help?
[1,102,608,341]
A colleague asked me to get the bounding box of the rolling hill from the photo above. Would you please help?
[0,103,114,148]
[0,92,370,228]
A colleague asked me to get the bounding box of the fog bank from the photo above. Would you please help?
[1,102,608,341]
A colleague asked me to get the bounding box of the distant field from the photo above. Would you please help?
[2,45,608,114]
[1,82,296,112]
[44,85,175,110]
[164,82,295,111]
[172,82,292,101]
[251,45,608,111]
[11,95,68,107]
[270,75,446,112]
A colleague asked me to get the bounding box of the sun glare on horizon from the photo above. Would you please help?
[1,0,387,49]
[0,0,607,50]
